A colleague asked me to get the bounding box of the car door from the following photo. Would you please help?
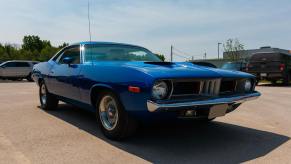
[49,46,82,100]
[1,62,17,77]
[15,62,31,77]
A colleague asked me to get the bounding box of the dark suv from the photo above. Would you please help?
[246,53,291,85]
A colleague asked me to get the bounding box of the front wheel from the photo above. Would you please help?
[96,91,138,140]
[39,81,58,110]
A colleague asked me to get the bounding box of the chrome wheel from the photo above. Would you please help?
[99,95,119,131]
[40,84,47,106]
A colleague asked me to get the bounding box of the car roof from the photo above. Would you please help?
[225,61,245,64]
[0,60,39,65]
[4,60,39,62]
[70,41,147,49]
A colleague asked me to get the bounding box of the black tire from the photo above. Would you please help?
[271,80,277,85]
[283,74,290,86]
[197,117,215,123]
[255,80,259,85]
[39,81,58,110]
[11,78,22,81]
[26,73,34,82]
[96,91,138,140]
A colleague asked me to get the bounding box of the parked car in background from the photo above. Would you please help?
[191,61,217,68]
[246,52,291,85]
[0,60,39,81]
[32,42,260,140]
[221,62,247,72]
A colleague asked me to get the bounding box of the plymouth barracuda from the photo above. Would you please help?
[32,42,261,140]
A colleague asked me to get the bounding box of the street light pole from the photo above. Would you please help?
[218,42,222,59]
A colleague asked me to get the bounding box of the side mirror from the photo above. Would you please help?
[0,65,5,68]
[62,57,74,65]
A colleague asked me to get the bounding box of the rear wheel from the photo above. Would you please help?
[39,81,58,110]
[26,73,34,82]
[197,117,215,123]
[271,80,277,85]
[11,78,22,81]
[283,74,290,86]
[96,91,138,140]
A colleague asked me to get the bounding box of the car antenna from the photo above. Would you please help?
[87,0,92,42]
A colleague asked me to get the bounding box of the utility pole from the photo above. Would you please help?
[204,52,207,59]
[170,45,173,62]
[218,42,222,59]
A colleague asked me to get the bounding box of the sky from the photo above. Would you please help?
[0,0,291,61]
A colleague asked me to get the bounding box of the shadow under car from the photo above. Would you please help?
[44,103,289,164]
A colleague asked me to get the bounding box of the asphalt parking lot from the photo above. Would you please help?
[0,81,290,164]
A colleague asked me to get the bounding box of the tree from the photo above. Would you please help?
[155,53,166,61]
[22,35,44,52]
[0,35,67,62]
[42,40,52,48]
[58,42,69,49]
[223,38,245,61]
[40,46,58,61]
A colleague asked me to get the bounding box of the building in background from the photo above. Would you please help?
[223,46,291,61]
[190,46,291,68]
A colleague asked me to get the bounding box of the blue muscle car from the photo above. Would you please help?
[32,42,261,140]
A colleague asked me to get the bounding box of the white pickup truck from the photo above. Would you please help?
[0,60,39,81]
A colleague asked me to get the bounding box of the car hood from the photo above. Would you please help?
[123,62,254,79]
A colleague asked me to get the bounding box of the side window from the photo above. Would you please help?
[58,47,80,64]
[15,62,30,67]
[4,62,16,67]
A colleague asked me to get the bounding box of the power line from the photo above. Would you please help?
[170,46,193,61]
[172,52,189,60]
[173,47,192,57]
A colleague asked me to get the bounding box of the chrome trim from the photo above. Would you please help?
[200,79,221,96]
[167,80,174,99]
[147,91,261,112]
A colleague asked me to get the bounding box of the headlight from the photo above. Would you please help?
[244,79,252,92]
[152,81,169,100]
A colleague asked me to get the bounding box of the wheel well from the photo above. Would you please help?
[38,78,44,86]
[90,86,114,107]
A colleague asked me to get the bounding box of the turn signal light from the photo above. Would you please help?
[128,86,141,93]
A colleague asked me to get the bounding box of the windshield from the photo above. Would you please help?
[221,63,241,70]
[0,61,7,67]
[84,44,161,62]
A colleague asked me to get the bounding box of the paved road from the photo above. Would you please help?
[0,81,290,164]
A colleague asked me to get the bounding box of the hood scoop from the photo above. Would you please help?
[144,61,174,66]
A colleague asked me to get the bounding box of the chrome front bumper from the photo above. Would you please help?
[147,92,261,112]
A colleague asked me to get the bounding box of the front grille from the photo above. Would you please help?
[167,78,250,100]
[200,79,221,96]
[170,79,220,99]
[172,81,200,95]
[220,80,236,95]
